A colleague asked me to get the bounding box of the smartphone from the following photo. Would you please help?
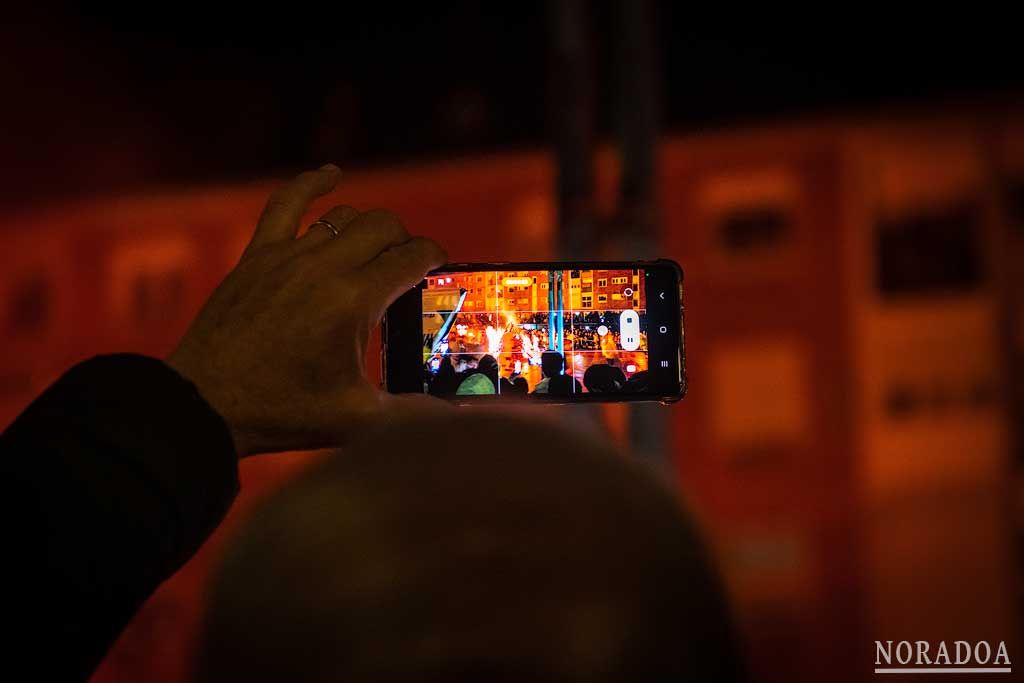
[383,260,686,404]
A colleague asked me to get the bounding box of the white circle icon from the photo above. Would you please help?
[623,287,633,297]
[597,325,609,336]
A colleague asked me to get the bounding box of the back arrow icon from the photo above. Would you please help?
[659,291,666,300]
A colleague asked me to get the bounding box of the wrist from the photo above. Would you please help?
[166,352,249,458]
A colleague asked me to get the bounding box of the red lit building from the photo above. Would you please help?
[568,268,643,310]
[2,104,1023,683]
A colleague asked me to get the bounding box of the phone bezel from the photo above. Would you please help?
[383,259,686,405]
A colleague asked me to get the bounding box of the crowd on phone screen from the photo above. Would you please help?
[427,350,650,396]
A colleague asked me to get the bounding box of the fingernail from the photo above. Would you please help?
[319,163,340,173]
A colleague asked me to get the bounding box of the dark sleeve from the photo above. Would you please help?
[0,354,240,681]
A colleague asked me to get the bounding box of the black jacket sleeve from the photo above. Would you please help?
[0,354,240,681]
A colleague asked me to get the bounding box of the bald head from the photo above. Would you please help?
[196,411,743,682]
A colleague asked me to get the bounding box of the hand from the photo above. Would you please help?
[167,165,447,456]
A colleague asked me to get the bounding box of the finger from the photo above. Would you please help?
[295,205,360,252]
[360,236,447,313]
[314,208,411,269]
[246,164,341,254]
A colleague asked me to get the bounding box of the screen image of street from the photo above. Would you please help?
[421,269,648,396]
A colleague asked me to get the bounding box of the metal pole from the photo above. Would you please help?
[555,270,564,354]
[548,270,556,351]
[546,0,596,258]
[610,0,669,474]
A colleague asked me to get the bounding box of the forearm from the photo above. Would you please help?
[0,354,240,680]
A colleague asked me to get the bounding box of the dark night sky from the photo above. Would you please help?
[2,4,1021,205]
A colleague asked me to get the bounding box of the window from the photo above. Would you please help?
[132,269,186,324]
[597,278,607,287]
[718,207,791,251]
[518,298,529,304]
[110,239,193,327]
[541,282,548,289]
[6,275,50,335]
[570,270,581,279]
[582,283,592,293]
[581,296,592,308]
[884,384,922,419]
[876,201,982,296]
[597,294,608,303]
[611,276,628,285]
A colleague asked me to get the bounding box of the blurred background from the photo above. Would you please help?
[2,4,1023,681]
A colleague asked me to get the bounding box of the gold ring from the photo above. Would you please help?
[309,219,340,237]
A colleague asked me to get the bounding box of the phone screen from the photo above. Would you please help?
[384,261,684,402]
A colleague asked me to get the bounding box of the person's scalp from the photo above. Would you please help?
[197,410,741,682]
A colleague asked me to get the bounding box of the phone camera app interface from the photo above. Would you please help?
[421,269,648,397]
